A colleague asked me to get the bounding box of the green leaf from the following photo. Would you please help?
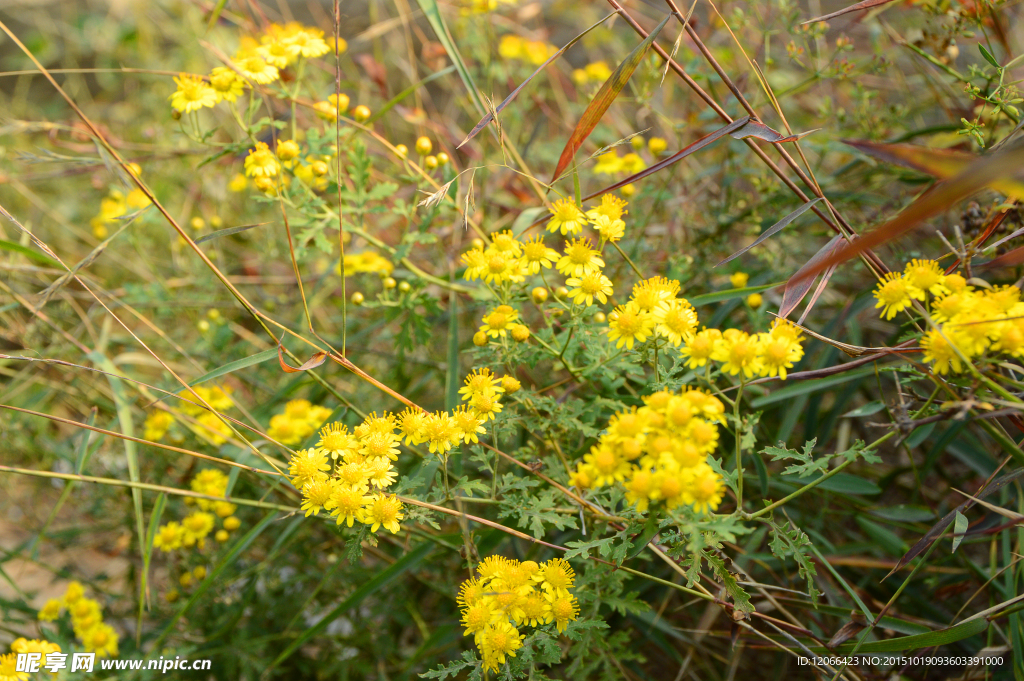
[856,516,908,557]
[415,0,485,115]
[750,365,882,408]
[979,43,1001,69]
[768,519,821,605]
[0,239,61,268]
[183,349,279,390]
[823,618,988,653]
[627,515,662,560]
[869,505,935,523]
[686,282,782,306]
[550,13,672,182]
[705,553,754,614]
[270,542,433,670]
[194,222,269,244]
[842,401,886,418]
[782,472,881,495]
[952,510,968,553]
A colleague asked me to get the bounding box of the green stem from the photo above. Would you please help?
[612,241,645,279]
[735,381,744,510]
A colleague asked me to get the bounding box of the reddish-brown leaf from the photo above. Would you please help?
[801,0,899,24]
[790,144,1024,285]
[844,139,1024,200]
[779,235,842,319]
[981,243,1024,269]
[551,13,672,183]
[457,12,615,149]
[278,346,328,374]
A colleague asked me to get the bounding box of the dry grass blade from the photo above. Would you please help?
[790,144,1024,285]
[801,0,900,24]
[717,198,822,267]
[779,235,841,319]
[729,118,819,144]
[845,139,1024,200]
[277,345,328,373]
[980,244,1024,270]
[551,13,673,183]
[458,11,616,148]
[583,117,750,201]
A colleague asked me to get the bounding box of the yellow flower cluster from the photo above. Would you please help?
[593,148,646,177]
[267,399,333,446]
[153,469,241,551]
[89,179,151,239]
[35,582,118,658]
[458,556,579,672]
[570,389,727,514]
[682,320,806,380]
[169,22,332,115]
[605,276,696,349]
[497,35,558,65]
[144,384,235,446]
[342,250,394,277]
[1,638,60,680]
[290,413,404,532]
[874,259,1024,375]
[571,61,612,85]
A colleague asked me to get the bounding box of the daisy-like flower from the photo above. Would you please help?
[207,66,245,103]
[461,601,499,640]
[233,53,279,84]
[712,329,762,378]
[687,419,719,453]
[326,484,369,527]
[0,653,27,681]
[623,470,657,511]
[153,521,184,552]
[285,27,331,58]
[545,591,580,633]
[481,251,517,284]
[481,304,520,337]
[921,327,966,375]
[181,511,216,546]
[653,299,698,346]
[479,621,524,672]
[680,328,721,369]
[903,258,949,296]
[556,238,604,277]
[81,623,119,658]
[359,431,401,461]
[592,213,625,242]
[490,229,523,258]
[288,448,330,487]
[423,411,460,455]
[546,198,587,236]
[37,598,63,622]
[300,477,333,516]
[586,193,628,221]
[566,271,613,306]
[256,39,301,69]
[514,591,552,627]
[363,494,404,533]
[758,331,803,380]
[461,246,488,280]
[316,422,359,460]
[364,456,397,488]
[729,271,749,289]
[460,367,504,400]
[536,558,575,595]
[991,318,1024,358]
[683,463,725,514]
[593,151,624,175]
[244,142,281,178]
[605,302,655,349]
[568,464,595,490]
[631,277,680,311]
[518,236,559,274]
[397,407,428,445]
[336,461,370,489]
[470,391,503,422]
[169,73,217,114]
[620,152,645,174]
[452,406,486,443]
[874,272,923,320]
[583,444,630,486]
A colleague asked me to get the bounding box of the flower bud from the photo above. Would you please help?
[501,376,521,393]
[424,155,438,170]
[531,287,549,304]
[353,105,371,122]
[473,331,488,346]
[415,136,433,156]
[395,144,408,158]
[436,152,450,166]
[351,291,365,305]
[383,277,397,289]
[276,139,300,161]
[398,281,411,293]
[511,324,531,342]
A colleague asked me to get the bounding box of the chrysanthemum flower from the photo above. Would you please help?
[687,419,719,453]
[326,484,369,527]
[244,142,281,178]
[359,431,401,461]
[481,305,520,337]
[584,444,630,486]
[605,408,649,441]
[169,73,217,114]
[256,39,300,69]
[874,272,923,320]
[921,327,966,375]
[208,66,245,102]
[546,198,587,236]
[683,463,725,514]
[144,410,174,441]
[461,246,488,280]
[397,407,429,445]
[364,456,397,488]
[537,558,575,595]
[481,251,516,283]
[729,271,749,289]
[460,367,504,400]
[288,448,330,487]
[586,193,628,221]
[181,511,216,546]
[518,236,559,274]
[556,238,604,277]
[336,461,370,488]
[631,277,680,311]
[568,464,595,490]
[423,411,459,455]
[712,329,762,378]
[903,258,948,296]
[593,151,624,175]
[452,406,486,444]
[81,623,119,658]
[470,391,503,422]
[566,271,613,306]
[232,53,279,84]
[461,602,498,640]
[592,214,625,242]
[316,422,359,460]
[300,478,333,516]
[37,598,63,622]
[285,27,331,58]
[153,521,184,552]
[758,332,803,380]
[680,328,722,369]
[363,494,404,533]
[489,229,523,258]
[63,581,85,606]
[620,152,645,174]
[545,591,580,633]
[653,299,698,346]
[605,302,655,349]
[514,591,551,627]
[0,653,25,681]
[479,620,524,671]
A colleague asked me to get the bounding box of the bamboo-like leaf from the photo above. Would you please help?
[458,13,615,148]
[583,117,750,201]
[801,0,899,24]
[779,235,842,319]
[416,0,485,115]
[951,510,968,553]
[791,145,1024,284]
[826,618,988,654]
[278,345,328,373]
[980,243,1024,269]
[551,13,673,183]
[0,239,61,268]
[717,198,822,267]
[728,118,818,144]
[686,281,781,307]
[193,222,271,244]
[844,139,1024,200]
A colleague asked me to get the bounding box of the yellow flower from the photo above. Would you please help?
[523,40,556,65]
[470,391,504,421]
[652,299,698,346]
[592,214,625,242]
[566,271,613,306]
[519,236,559,274]
[317,422,359,460]
[244,142,281,178]
[144,410,174,441]
[257,39,300,68]
[181,511,216,546]
[285,28,331,58]
[874,272,923,320]
[209,66,245,102]
[423,411,459,455]
[169,73,217,114]
[233,53,279,84]
[288,448,330,487]
[729,271,749,289]
[712,329,762,378]
[490,229,522,258]
[683,463,725,513]
[545,591,580,633]
[498,35,523,59]
[903,258,948,296]
[586,193,628,222]
[620,153,645,174]
[631,277,680,312]
[921,327,966,375]
[584,444,630,486]
[228,173,249,192]
[460,367,504,400]
[363,493,404,533]
[461,246,488,280]
[746,292,763,308]
[546,199,587,236]
[81,623,119,658]
[593,151,624,176]
[556,238,604,277]
[680,328,721,369]
[452,406,486,444]
[326,484,369,526]
[479,621,524,671]
[648,137,668,156]
[481,304,520,337]
[584,61,612,81]
[606,302,655,349]
[0,653,28,681]
[153,522,184,552]
[37,598,63,622]
[758,327,804,380]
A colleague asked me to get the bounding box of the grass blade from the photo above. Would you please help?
[368,65,457,124]
[779,236,842,318]
[193,222,271,244]
[415,0,485,115]
[801,0,899,24]
[551,13,672,183]
[717,198,822,267]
